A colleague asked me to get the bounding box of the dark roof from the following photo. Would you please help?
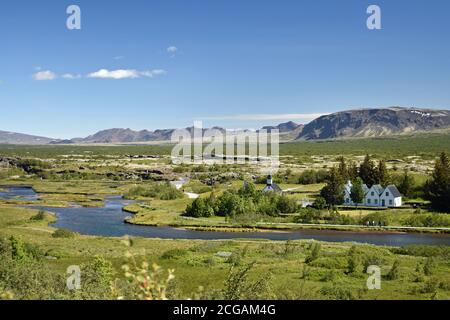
[263,183,282,193]
[371,184,384,195]
[386,185,402,198]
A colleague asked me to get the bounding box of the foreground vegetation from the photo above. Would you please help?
[0,206,449,300]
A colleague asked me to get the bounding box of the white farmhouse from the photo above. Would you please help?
[343,181,402,208]
[380,185,402,207]
[365,184,384,207]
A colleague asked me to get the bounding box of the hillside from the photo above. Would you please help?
[297,107,450,140]
[0,130,56,145]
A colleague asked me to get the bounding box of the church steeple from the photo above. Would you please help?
[267,175,273,186]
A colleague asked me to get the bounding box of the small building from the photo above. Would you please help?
[343,181,402,208]
[365,184,384,207]
[262,175,282,193]
[380,185,402,207]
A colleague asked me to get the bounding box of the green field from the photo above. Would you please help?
[1,131,449,159]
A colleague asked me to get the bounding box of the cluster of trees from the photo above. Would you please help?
[319,155,391,207]
[424,152,450,212]
[185,182,298,218]
[319,152,450,213]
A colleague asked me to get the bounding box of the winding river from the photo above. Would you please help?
[1,186,450,246]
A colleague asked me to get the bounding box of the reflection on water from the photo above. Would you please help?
[1,186,449,246]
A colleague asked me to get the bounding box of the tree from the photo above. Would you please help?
[337,156,349,181]
[424,152,450,212]
[398,169,415,198]
[377,160,389,186]
[320,167,344,206]
[313,196,327,210]
[79,256,115,299]
[348,161,359,181]
[185,198,214,217]
[350,177,365,207]
[359,155,378,187]
[9,236,28,263]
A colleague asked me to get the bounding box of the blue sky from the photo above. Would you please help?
[1,0,450,138]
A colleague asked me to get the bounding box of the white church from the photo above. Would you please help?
[343,181,402,208]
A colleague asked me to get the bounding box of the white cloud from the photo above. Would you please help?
[113,56,125,60]
[202,113,329,121]
[33,70,57,81]
[62,73,81,79]
[167,46,178,54]
[87,69,166,79]
[87,69,140,79]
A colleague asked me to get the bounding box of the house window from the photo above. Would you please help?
[386,192,389,196]
[371,192,374,196]
[375,199,378,205]
[389,200,393,205]
[367,199,371,204]
[346,198,350,203]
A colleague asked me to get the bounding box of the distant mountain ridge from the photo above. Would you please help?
[297,107,450,140]
[2,107,450,144]
[0,130,56,145]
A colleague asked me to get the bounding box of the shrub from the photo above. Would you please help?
[420,277,440,294]
[126,182,183,200]
[386,260,400,280]
[402,214,450,228]
[313,196,327,210]
[30,210,47,221]
[160,249,188,260]
[79,256,115,299]
[424,257,436,276]
[185,198,214,218]
[52,228,77,238]
[310,257,348,270]
[319,286,357,300]
[221,261,273,300]
[298,170,328,184]
[305,242,321,264]
[391,245,450,258]
[361,212,390,226]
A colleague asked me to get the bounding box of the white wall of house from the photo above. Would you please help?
[379,189,402,208]
[365,186,381,207]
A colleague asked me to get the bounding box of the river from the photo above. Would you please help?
[1,186,449,246]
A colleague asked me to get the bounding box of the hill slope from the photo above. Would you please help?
[297,107,450,140]
[0,130,56,145]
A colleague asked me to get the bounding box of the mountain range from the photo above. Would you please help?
[1,107,449,145]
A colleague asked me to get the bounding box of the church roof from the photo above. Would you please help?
[263,183,282,193]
